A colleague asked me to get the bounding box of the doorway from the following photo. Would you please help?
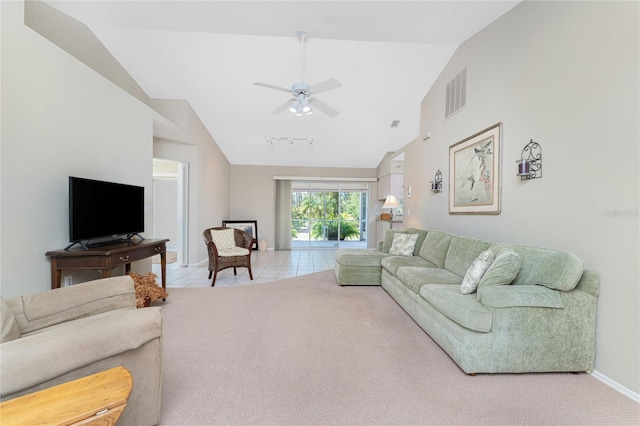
[152,159,189,266]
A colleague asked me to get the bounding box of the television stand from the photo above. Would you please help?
[46,239,169,291]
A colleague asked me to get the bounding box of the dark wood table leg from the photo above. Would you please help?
[51,258,61,289]
[160,251,167,300]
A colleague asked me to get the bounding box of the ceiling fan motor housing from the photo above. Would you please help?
[292,82,310,97]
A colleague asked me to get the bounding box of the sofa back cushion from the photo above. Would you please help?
[509,245,584,291]
[381,230,399,253]
[477,248,521,301]
[1,296,20,342]
[418,231,452,268]
[444,235,493,277]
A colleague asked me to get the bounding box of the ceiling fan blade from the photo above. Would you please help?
[308,97,340,118]
[309,79,342,95]
[253,82,292,94]
[271,99,294,115]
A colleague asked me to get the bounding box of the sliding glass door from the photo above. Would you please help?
[291,182,368,248]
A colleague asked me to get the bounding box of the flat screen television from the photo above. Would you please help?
[69,176,144,245]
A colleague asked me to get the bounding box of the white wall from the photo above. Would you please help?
[152,99,231,264]
[0,1,158,298]
[403,1,639,394]
[153,179,179,247]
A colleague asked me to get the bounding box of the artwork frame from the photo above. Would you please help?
[222,220,258,250]
[449,123,502,215]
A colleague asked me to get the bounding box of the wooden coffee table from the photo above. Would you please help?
[0,366,133,426]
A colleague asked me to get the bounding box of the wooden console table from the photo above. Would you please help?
[46,238,169,291]
[0,366,133,425]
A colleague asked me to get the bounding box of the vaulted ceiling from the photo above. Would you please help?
[46,1,520,168]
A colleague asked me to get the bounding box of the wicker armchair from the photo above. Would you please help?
[203,227,255,286]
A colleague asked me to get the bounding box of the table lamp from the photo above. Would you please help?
[382,195,400,221]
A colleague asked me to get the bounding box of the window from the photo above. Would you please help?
[291,182,369,248]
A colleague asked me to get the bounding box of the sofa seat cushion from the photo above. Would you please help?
[479,285,564,309]
[335,249,388,267]
[396,266,463,293]
[420,284,493,333]
[381,256,436,276]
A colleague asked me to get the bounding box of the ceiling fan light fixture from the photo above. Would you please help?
[301,99,311,113]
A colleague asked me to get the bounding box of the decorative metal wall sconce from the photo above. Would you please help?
[516,139,542,180]
[431,169,443,193]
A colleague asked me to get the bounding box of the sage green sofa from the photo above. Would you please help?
[0,276,163,425]
[334,228,599,375]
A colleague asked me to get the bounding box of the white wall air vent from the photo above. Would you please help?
[445,68,467,119]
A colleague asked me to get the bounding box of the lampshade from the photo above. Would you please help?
[382,195,400,209]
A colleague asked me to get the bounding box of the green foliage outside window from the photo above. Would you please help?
[291,191,366,241]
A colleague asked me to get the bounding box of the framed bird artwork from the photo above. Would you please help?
[449,123,502,214]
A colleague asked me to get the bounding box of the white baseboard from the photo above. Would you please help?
[591,370,640,403]
[187,258,208,268]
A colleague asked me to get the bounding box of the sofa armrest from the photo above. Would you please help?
[479,285,564,309]
[7,276,136,335]
[574,270,599,297]
[0,306,161,396]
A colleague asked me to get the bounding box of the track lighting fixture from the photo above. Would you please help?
[265,136,314,147]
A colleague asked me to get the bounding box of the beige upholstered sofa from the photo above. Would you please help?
[0,276,163,425]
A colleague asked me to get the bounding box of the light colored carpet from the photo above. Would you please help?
[157,270,639,425]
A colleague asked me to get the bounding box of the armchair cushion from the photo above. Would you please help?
[218,247,250,257]
[1,297,20,343]
[210,228,236,250]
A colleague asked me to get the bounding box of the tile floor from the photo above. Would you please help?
[152,249,337,288]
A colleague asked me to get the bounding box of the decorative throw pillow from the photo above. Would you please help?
[477,248,521,301]
[210,229,236,250]
[381,230,400,253]
[1,296,20,343]
[460,250,495,294]
[389,233,419,257]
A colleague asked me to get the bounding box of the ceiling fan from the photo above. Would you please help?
[253,31,342,117]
